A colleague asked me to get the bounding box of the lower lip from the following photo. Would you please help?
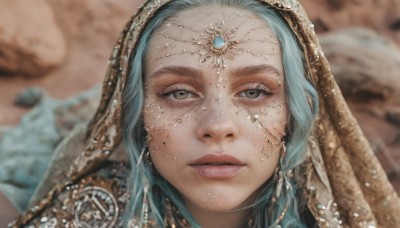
[190,165,243,179]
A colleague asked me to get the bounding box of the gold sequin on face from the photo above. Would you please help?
[158,20,242,72]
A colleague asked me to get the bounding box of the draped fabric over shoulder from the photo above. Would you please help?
[10,0,400,227]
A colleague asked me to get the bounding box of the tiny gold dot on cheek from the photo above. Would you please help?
[250,114,260,123]
[207,192,214,203]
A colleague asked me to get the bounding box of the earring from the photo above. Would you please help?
[139,143,153,166]
[269,141,293,227]
[141,184,150,228]
[145,150,152,166]
[272,142,293,202]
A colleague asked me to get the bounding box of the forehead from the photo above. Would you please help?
[168,5,266,32]
[146,5,282,74]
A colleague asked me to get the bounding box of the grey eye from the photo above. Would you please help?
[244,89,261,99]
[173,90,191,100]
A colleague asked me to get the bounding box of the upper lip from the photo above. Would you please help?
[189,154,245,166]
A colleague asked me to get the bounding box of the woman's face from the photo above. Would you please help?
[144,6,288,213]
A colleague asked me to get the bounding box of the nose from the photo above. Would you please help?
[196,104,239,143]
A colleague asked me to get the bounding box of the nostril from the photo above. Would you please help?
[226,133,234,138]
[204,134,212,138]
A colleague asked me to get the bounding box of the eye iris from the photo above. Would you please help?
[173,90,189,99]
[245,90,260,99]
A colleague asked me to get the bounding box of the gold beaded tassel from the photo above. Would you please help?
[141,184,150,228]
[268,142,293,227]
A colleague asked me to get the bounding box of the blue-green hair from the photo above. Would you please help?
[122,0,318,227]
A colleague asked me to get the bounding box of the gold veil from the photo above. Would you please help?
[11,0,400,227]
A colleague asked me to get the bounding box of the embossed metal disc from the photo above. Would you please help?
[73,186,119,227]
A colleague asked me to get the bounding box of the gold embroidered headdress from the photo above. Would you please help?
[11,0,400,227]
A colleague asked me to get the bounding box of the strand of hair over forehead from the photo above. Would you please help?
[122,0,318,227]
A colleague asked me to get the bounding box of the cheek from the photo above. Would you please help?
[145,117,193,181]
[244,101,288,158]
[143,99,172,154]
[143,98,192,159]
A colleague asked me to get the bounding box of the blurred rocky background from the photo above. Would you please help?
[302,0,400,193]
[0,0,399,215]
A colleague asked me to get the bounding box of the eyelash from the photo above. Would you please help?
[235,84,274,102]
[159,87,200,104]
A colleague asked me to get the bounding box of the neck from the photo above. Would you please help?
[186,204,251,228]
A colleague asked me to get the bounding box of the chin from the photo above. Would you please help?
[200,200,247,212]
[185,188,257,213]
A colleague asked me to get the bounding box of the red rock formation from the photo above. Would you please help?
[299,0,400,45]
[0,0,144,124]
[0,0,66,77]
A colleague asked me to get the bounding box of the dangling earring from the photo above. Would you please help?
[272,142,286,203]
[272,141,294,202]
[280,140,287,161]
[129,147,151,227]
[141,184,150,228]
[270,141,293,226]
[139,143,152,166]
[145,150,152,166]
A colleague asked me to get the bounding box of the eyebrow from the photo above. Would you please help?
[150,66,203,79]
[149,64,281,79]
[230,64,281,78]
